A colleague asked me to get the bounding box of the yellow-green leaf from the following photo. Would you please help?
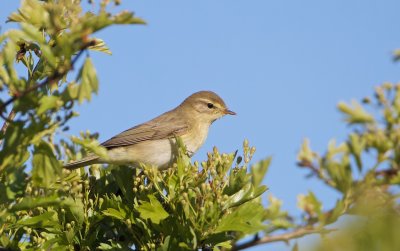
[37,95,63,115]
[76,57,98,104]
[32,141,62,187]
[137,195,169,224]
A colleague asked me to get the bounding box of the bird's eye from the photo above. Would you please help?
[207,103,214,109]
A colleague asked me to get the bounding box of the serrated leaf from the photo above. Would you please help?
[16,211,60,228]
[102,208,127,220]
[71,136,108,160]
[32,141,62,187]
[137,194,169,224]
[37,95,63,115]
[251,156,271,186]
[76,57,98,104]
[215,202,265,234]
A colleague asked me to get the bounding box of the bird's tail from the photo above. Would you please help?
[63,154,100,170]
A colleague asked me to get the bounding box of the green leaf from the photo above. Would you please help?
[337,100,374,124]
[297,138,314,165]
[224,183,267,210]
[37,95,64,115]
[112,11,146,25]
[347,133,365,172]
[60,197,85,226]
[32,141,62,187]
[89,38,112,55]
[215,202,265,234]
[76,57,99,104]
[16,211,60,228]
[137,194,169,224]
[12,194,60,211]
[71,136,108,160]
[297,191,322,217]
[215,240,232,249]
[251,157,271,186]
[102,208,127,220]
[322,199,346,225]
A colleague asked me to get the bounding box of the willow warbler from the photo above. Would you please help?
[64,91,235,169]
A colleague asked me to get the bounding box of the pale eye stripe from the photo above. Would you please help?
[198,98,213,104]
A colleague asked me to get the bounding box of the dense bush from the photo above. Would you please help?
[1,1,399,250]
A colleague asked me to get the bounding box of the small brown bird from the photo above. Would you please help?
[64,91,235,169]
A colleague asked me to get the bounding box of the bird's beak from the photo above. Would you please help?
[224,109,236,115]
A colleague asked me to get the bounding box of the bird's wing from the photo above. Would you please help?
[101,110,190,149]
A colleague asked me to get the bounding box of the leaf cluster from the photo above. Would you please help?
[2,1,400,251]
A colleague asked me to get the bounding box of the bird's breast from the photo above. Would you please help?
[181,123,209,156]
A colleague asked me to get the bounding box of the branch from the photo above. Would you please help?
[0,109,15,146]
[0,46,89,114]
[232,227,335,251]
[298,160,337,189]
[0,41,94,142]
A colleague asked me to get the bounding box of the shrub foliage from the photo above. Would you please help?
[1,1,400,251]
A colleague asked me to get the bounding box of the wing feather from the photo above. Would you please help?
[101,109,189,149]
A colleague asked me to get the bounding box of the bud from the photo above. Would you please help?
[201,183,207,193]
[250,146,256,156]
[243,139,249,149]
[213,146,218,154]
[25,186,32,194]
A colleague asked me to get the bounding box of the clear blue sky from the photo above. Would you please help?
[2,1,400,250]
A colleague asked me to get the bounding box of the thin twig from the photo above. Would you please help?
[232,227,335,251]
[0,47,88,114]
[298,160,337,189]
[0,109,15,146]
[0,41,94,144]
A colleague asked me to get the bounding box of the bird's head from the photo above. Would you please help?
[180,91,236,123]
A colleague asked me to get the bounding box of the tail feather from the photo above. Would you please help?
[63,154,100,170]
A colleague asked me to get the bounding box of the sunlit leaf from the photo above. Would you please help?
[216,202,265,234]
[137,194,169,224]
[32,141,62,187]
[76,57,99,104]
[37,95,63,115]
[89,38,112,55]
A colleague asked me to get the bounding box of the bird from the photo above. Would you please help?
[64,91,236,170]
